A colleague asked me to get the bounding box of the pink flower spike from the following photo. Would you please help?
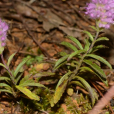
[1,42,6,47]
[85,0,114,29]
[0,19,8,48]
[1,37,5,41]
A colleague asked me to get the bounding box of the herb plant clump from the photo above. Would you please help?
[0,19,48,112]
[51,0,113,108]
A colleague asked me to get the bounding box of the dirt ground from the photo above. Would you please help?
[0,0,114,114]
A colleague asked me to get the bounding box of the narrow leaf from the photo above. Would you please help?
[56,71,72,89]
[83,31,94,42]
[0,63,7,69]
[68,36,83,49]
[16,86,40,101]
[7,53,16,67]
[53,72,72,105]
[80,66,95,73]
[70,81,86,89]
[80,66,108,85]
[61,41,78,51]
[0,83,12,93]
[59,52,68,56]
[54,61,67,71]
[0,77,10,81]
[47,94,54,107]
[0,89,12,94]
[68,50,86,61]
[14,57,30,77]
[54,55,69,68]
[83,59,106,79]
[54,79,68,104]
[86,54,112,69]
[0,83,11,87]
[19,82,47,88]
[33,72,55,78]
[90,26,98,31]
[15,72,24,85]
[95,37,109,42]
[4,86,12,93]
[84,38,91,51]
[19,75,30,85]
[74,76,96,105]
[90,45,107,53]
[19,79,34,87]
[71,61,78,67]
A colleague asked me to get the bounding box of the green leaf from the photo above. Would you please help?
[6,71,15,83]
[54,61,67,71]
[92,88,98,100]
[54,79,68,105]
[68,50,86,61]
[0,77,10,81]
[16,86,40,101]
[68,36,83,49]
[56,71,72,89]
[59,52,68,56]
[84,38,91,51]
[33,72,55,78]
[0,63,7,69]
[19,79,34,87]
[52,72,72,106]
[14,57,30,77]
[80,66,108,85]
[74,76,96,105]
[80,66,95,73]
[26,83,47,88]
[19,82,47,88]
[35,55,44,63]
[47,94,54,107]
[0,83,11,87]
[7,53,16,67]
[90,45,107,53]
[4,86,12,92]
[15,72,24,84]
[95,37,109,42]
[83,59,106,79]
[54,55,69,69]
[0,83,12,93]
[0,89,12,94]
[83,31,94,42]
[61,41,78,51]
[90,26,98,31]
[70,81,86,89]
[86,54,112,69]
[0,47,4,55]
[71,61,78,67]
[19,75,30,84]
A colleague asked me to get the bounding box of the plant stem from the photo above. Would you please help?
[69,30,100,81]
[1,54,16,85]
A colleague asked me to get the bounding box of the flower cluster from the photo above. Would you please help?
[0,19,8,54]
[0,19,8,47]
[85,0,114,29]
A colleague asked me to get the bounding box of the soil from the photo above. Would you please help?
[0,0,114,114]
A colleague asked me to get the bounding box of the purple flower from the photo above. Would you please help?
[0,19,8,54]
[85,0,114,29]
[0,19,8,47]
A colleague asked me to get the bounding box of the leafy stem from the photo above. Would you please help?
[69,29,100,82]
[1,53,16,85]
